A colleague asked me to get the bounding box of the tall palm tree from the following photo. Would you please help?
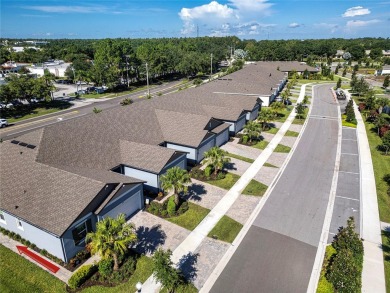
[203,146,231,176]
[257,108,275,130]
[86,214,137,271]
[160,167,191,205]
[271,101,285,117]
[243,120,262,142]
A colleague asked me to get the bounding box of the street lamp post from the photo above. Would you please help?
[145,62,150,97]
[210,53,213,81]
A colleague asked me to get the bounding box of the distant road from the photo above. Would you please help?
[210,84,340,293]
[0,78,189,141]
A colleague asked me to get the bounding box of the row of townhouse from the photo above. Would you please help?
[0,61,310,262]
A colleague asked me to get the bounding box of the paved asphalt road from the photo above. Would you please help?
[0,78,187,141]
[210,84,340,293]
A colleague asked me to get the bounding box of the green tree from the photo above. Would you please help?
[258,108,275,130]
[351,77,369,98]
[383,75,390,88]
[86,214,137,271]
[382,131,390,155]
[302,95,309,105]
[364,91,377,110]
[336,78,342,89]
[370,47,383,60]
[271,101,285,117]
[243,120,262,142]
[295,102,305,120]
[374,114,387,135]
[345,100,356,123]
[203,146,231,176]
[342,68,347,77]
[152,249,183,292]
[160,167,191,205]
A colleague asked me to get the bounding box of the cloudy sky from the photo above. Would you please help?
[1,0,389,39]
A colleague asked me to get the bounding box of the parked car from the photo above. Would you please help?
[86,86,95,93]
[76,90,86,95]
[0,118,8,128]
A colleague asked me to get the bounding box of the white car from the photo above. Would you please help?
[0,118,8,128]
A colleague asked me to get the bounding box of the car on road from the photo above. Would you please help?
[0,119,8,128]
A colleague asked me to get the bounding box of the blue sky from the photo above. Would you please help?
[1,0,389,39]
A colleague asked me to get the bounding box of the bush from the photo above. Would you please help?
[41,249,48,256]
[161,210,168,217]
[204,165,214,177]
[121,257,136,276]
[98,259,113,278]
[217,172,226,180]
[167,197,177,217]
[14,234,21,241]
[68,264,97,289]
[242,135,248,144]
[177,201,189,215]
[193,78,203,86]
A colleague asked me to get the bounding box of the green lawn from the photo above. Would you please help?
[226,152,255,163]
[242,180,268,196]
[252,140,269,150]
[263,162,278,168]
[285,130,299,137]
[0,244,66,293]
[167,202,210,231]
[275,107,292,122]
[274,144,291,153]
[382,230,390,293]
[264,127,279,134]
[7,108,65,123]
[292,117,306,125]
[208,215,243,243]
[362,120,390,222]
[205,172,241,190]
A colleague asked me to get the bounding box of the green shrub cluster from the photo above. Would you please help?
[0,226,64,266]
[204,165,214,177]
[91,255,137,284]
[68,264,97,289]
[147,197,188,218]
[325,217,363,292]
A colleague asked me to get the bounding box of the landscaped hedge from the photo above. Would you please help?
[147,197,189,218]
[68,264,97,289]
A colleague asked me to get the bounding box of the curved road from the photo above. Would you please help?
[210,84,340,292]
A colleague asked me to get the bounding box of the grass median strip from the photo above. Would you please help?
[208,216,243,243]
[263,162,278,168]
[167,202,210,231]
[226,152,255,163]
[264,127,279,134]
[242,180,268,196]
[285,130,299,137]
[252,140,269,150]
[205,172,241,190]
[274,144,291,153]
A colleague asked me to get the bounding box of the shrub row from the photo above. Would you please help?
[147,197,189,218]
[0,226,65,266]
[68,264,97,289]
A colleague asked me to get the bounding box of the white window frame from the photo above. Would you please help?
[16,219,24,230]
[0,212,6,224]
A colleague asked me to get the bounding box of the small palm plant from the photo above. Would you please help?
[86,214,137,271]
[160,167,191,205]
[243,120,262,143]
[203,146,231,176]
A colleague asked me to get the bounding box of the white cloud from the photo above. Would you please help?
[288,23,300,28]
[342,6,371,17]
[179,0,273,35]
[346,19,380,28]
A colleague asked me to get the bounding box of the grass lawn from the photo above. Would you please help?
[274,144,291,153]
[160,283,198,293]
[263,162,278,168]
[208,215,243,243]
[205,172,241,190]
[341,114,357,128]
[242,179,268,196]
[275,107,292,122]
[316,245,336,293]
[167,202,210,231]
[292,117,306,125]
[382,230,390,293]
[252,140,269,150]
[226,152,255,163]
[285,130,299,137]
[7,108,64,123]
[264,127,279,134]
[0,244,66,293]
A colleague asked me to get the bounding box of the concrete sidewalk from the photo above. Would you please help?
[350,92,386,293]
[141,84,311,292]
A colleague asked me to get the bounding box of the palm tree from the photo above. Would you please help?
[295,102,305,120]
[86,214,137,271]
[160,167,191,205]
[257,108,275,130]
[243,120,262,142]
[271,101,285,117]
[203,146,231,176]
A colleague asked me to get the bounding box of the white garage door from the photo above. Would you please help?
[102,191,141,219]
[216,129,229,146]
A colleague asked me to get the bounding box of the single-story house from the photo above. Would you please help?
[375,66,390,76]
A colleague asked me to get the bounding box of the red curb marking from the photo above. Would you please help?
[17,246,60,273]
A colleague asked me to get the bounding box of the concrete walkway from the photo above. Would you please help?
[141,84,311,292]
[350,92,386,293]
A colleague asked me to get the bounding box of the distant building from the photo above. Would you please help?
[382,50,390,57]
[27,60,69,77]
[375,65,390,76]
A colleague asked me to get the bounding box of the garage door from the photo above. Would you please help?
[101,191,142,219]
[216,129,229,146]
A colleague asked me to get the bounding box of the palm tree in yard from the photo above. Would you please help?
[203,146,231,176]
[271,101,285,117]
[160,167,191,205]
[257,108,275,130]
[243,120,262,142]
[86,214,137,271]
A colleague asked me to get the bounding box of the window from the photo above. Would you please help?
[16,219,23,230]
[0,212,6,224]
[72,219,92,245]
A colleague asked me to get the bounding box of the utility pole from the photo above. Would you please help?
[146,62,150,97]
[125,55,130,88]
[210,53,213,81]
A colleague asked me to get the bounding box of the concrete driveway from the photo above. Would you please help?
[185,179,227,210]
[221,141,262,160]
